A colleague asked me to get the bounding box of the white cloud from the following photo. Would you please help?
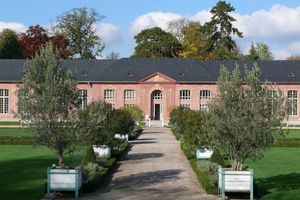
[273,41,300,59]
[233,5,300,40]
[130,4,300,59]
[0,21,27,33]
[130,11,184,35]
[95,23,123,48]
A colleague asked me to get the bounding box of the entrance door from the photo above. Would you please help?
[154,104,160,120]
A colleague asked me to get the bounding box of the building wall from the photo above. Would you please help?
[1,82,300,124]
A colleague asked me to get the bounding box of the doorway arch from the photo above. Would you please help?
[151,90,163,120]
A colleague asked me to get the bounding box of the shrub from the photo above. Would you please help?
[169,106,191,135]
[196,160,219,187]
[129,125,143,140]
[82,146,97,166]
[123,105,144,122]
[190,159,218,194]
[210,150,225,167]
[107,109,135,134]
[75,100,113,146]
[181,142,195,160]
[83,162,103,184]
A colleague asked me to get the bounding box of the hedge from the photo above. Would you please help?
[0,136,33,145]
[273,138,300,147]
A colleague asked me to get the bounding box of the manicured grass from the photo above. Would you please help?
[286,129,300,138]
[0,128,33,137]
[0,145,85,200]
[0,121,20,126]
[246,147,300,199]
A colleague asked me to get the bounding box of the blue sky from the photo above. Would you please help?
[0,0,300,59]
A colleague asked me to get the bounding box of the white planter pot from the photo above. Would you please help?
[115,133,129,142]
[47,167,82,199]
[196,148,213,159]
[218,167,253,200]
[93,145,111,158]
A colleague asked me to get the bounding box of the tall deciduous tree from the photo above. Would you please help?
[18,43,78,166]
[0,29,22,59]
[204,1,243,60]
[18,25,69,58]
[132,27,182,58]
[209,65,286,170]
[167,17,189,42]
[55,7,105,59]
[179,22,208,60]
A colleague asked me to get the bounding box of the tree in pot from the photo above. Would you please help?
[208,65,286,199]
[75,101,114,157]
[18,43,78,166]
[107,109,135,151]
[209,64,286,171]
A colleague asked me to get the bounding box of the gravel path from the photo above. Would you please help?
[81,127,218,200]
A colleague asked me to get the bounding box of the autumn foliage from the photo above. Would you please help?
[18,25,69,59]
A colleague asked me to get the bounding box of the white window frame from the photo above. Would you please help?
[124,89,135,100]
[104,89,116,100]
[124,104,135,109]
[78,90,88,109]
[200,90,211,100]
[180,104,190,108]
[180,90,191,100]
[200,104,209,112]
[0,89,9,114]
[152,91,162,100]
[288,90,297,116]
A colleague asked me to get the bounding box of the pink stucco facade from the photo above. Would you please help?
[1,72,300,124]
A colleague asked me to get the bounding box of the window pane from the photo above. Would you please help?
[288,90,297,115]
[180,90,191,100]
[200,90,211,99]
[124,90,135,100]
[104,89,115,99]
[152,91,162,99]
[0,89,9,114]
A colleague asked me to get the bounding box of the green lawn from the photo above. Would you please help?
[0,145,85,200]
[286,129,300,138]
[0,128,33,137]
[246,147,300,200]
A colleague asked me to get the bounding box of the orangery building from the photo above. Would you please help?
[0,58,300,124]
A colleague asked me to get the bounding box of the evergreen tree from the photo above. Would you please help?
[204,1,243,60]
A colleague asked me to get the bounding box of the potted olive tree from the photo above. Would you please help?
[209,65,286,200]
[18,43,81,199]
[75,101,114,158]
[107,109,135,148]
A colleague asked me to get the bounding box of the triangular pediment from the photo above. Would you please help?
[139,72,176,83]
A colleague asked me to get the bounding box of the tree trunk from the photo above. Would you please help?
[58,152,64,166]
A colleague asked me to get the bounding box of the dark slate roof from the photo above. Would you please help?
[0,58,300,83]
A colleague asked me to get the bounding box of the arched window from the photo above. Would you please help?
[152,90,162,99]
